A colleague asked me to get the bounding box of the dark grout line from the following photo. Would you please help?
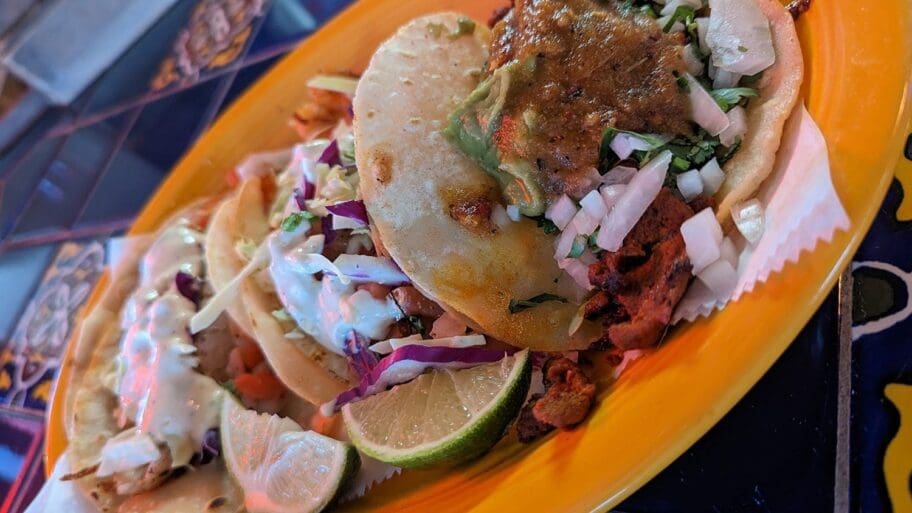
[0,217,134,253]
[834,266,853,513]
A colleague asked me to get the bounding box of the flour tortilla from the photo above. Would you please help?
[63,206,243,512]
[355,7,802,350]
[218,176,353,405]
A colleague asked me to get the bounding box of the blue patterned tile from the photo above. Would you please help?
[9,114,135,241]
[0,409,43,512]
[0,244,58,342]
[0,241,105,410]
[74,121,168,229]
[147,0,266,94]
[849,178,912,513]
[0,137,65,241]
[120,76,228,171]
[619,292,839,513]
[71,0,198,117]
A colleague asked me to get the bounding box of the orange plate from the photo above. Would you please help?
[46,0,912,511]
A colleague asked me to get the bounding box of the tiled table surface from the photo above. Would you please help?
[0,1,910,512]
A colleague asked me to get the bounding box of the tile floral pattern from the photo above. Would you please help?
[0,242,104,411]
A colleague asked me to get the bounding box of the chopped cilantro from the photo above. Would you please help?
[508,293,569,314]
[671,156,691,173]
[718,138,743,165]
[568,235,587,258]
[710,87,758,112]
[449,16,476,38]
[534,215,559,235]
[281,211,315,232]
[426,22,444,37]
[221,380,239,398]
[675,72,691,93]
[663,5,695,33]
[737,45,749,53]
[406,315,427,336]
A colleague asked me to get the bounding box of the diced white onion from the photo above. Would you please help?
[683,44,705,76]
[609,133,653,160]
[562,259,594,291]
[554,222,580,260]
[695,17,710,51]
[719,106,748,147]
[571,208,600,236]
[697,258,738,301]
[96,433,162,477]
[430,312,468,338]
[332,215,365,230]
[699,158,725,195]
[720,236,739,269]
[732,198,765,244]
[660,0,702,16]
[306,74,359,96]
[680,207,724,274]
[712,69,742,89]
[596,151,671,252]
[506,204,521,222]
[369,335,419,355]
[686,74,730,136]
[600,184,627,210]
[397,334,485,351]
[236,148,294,181]
[580,190,608,220]
[491,204,510,228]
[545,194,578,230]
[707,0,776,76]
[601,166,638,186]
[676,169,704,202]
[707,59,717,80]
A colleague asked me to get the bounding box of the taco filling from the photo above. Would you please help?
[437,0,796,349]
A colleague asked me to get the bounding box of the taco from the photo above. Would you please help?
[354,0,802,351]
[61,200,351,512]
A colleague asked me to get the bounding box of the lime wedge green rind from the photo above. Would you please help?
[342,350,532,469]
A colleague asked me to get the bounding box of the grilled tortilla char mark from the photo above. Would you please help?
[489,0,691,197]
[585,188,697,350]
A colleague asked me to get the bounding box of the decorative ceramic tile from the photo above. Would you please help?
[619,293,840,513]
[850,176,912,513]
[151,0,267,91]
[0,241,104,410]
[0,409,43,513]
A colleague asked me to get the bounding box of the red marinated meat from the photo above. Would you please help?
[515,357,596,443]
[585,188,694,350]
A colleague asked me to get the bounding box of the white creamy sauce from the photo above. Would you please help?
[108,221,224,469]
[268,232,402,355]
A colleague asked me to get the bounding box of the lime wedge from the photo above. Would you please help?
[221,397,359,513]
[342,350,531,468]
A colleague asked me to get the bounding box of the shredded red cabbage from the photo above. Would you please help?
[327,345,513,413]
[318,140,341,167]
[175,271,201,306]
[321,215,337,245]
[344,331,378,380]
[326,200,368,225]
[294,177,315,210]
[190,428,220,466]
